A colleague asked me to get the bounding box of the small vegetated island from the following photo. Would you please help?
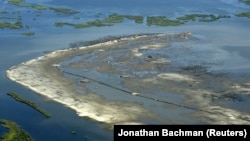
[0,119,34,141]
[21,32,35,36]
[0,21,23,29]
[7,91,51,118]
[0,9,23,29]
[236,0,250,18]
[0,0,79,35]
[235,12,250,18]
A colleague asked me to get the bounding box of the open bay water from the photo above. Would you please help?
[1,0,250,140]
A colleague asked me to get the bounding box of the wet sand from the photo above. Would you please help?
[6,32,250,125]
[6,34,164,125]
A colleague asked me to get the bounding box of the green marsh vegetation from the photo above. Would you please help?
[49,7,79,15]
[54,13,231,28]
[147,14,230,26]
[8,0,79,14]
[21,32,35,36]
[147,16,183,26]
[177,14,230,22]
[8,0,47,10]
[235,12,250,18]
[7,91,51,118]
[102,13,143,24]
[54,13,143,28]
[236,1,250,18]
[3,1,249,31]
[1,0,78,31]
[0,119,34,141]
[0,21,23,29]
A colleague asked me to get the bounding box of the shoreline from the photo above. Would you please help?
[6,33,168,125]
[6,32,250,125]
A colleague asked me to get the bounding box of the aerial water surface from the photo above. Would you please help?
[1,0,250,141]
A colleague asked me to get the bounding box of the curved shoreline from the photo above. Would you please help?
[6,32,250,125]
[6,34,166,125]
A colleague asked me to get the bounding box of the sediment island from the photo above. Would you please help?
[6,32,250,125]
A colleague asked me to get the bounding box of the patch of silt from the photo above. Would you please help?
[57,32,250,124]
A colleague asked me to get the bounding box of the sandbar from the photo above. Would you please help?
[6,32,250,125]
[6,34,167,125]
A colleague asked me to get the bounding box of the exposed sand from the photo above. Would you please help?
[6,32,250,125]
[6,35,158,125]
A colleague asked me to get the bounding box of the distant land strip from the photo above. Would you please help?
[7,91,51,118]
